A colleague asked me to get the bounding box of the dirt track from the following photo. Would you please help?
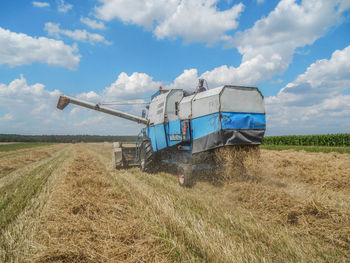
[0,144,66,178]
[29,146,169,262]
[87,143,350,262]
[1,143,349,262]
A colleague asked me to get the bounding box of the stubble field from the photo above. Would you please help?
[0,143,349,262]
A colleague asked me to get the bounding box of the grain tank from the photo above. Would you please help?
[57,79,266,187]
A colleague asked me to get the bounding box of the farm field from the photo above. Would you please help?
[0,143,54,153]
[0,143,350,262]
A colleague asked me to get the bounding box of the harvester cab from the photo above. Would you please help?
[57,79,266,187]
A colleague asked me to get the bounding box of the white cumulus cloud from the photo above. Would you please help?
[32,1,50,8]
[102,72,162,100]
[168,69,199,91]
[0,76,144,135]
[77,91,101,101]
[45,22,111,45]
[80,17,106,30]
[201,0,350,87]
[0,75,61,134]
[0,27,80,70]
[2,42,350,136]
[153,0,244,44]
[95,0,244,44]
[57,0,72,13]
[265,45,350,135]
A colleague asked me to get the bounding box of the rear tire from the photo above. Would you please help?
[177,165,193,188]
[140,139,156,173]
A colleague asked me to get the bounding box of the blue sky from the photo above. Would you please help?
[0,0,350,136]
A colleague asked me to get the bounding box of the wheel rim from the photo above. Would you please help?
[178,169,185,185]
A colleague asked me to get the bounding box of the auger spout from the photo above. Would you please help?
[57,95,148,125]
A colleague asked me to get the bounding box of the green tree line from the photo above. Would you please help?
[0,134,137,143]
[2,133,349,147]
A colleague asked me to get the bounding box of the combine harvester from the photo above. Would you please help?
[57,79,266,187]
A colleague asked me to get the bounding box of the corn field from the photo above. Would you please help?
[263,133,350,147]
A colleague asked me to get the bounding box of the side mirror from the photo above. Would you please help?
[142,109,146,118]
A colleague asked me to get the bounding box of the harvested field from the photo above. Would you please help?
[1,143,349,262]
[0,143,54,153]
[29,146,170,262]
[0,144,66,179]
[262,150,350,191]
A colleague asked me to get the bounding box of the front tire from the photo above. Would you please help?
[140,139,156,173]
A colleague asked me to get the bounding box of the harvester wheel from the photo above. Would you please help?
[177,165,193,188]
[140,139,156,173]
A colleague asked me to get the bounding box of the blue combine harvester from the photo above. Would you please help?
[57,79,266,187]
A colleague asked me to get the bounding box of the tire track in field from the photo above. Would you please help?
[0,144,62,159]
[0,146,71,233]
[88,143,350,262]
[31,145,169,263]
[0,145,73,262]
[0,144,68,190]
[260,150,350,191]
[0,144,66,179]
